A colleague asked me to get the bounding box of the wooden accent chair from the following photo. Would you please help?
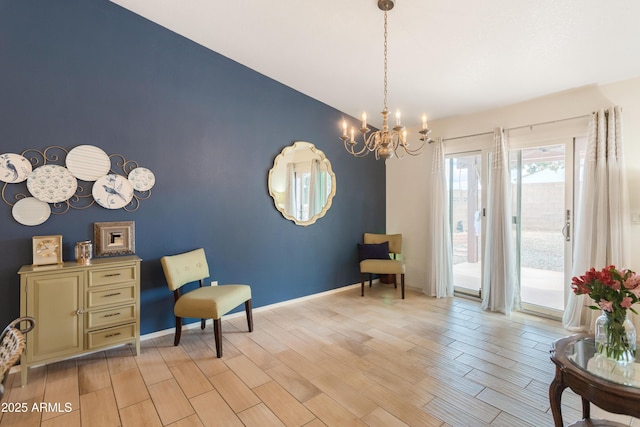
[1,317,35,400]
[161,248,253,357]
[359,233,405,299]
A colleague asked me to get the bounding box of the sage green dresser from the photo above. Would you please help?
[18,255,141,386]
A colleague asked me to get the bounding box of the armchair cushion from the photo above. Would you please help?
[360,259,405,274]
[357,242,390,262]
[174,284,252,319]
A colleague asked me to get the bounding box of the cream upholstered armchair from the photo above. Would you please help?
[359,233,405,299]
[161,248,253,358]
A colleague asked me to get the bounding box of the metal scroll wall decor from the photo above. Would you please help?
[1,145,156,226]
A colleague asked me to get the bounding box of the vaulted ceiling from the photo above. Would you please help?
[110,0,640,127]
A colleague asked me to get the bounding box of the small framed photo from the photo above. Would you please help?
[94,221,135,257]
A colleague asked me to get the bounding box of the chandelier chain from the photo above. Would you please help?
[383,9,388,112]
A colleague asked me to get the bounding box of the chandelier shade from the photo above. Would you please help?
[339,0,433,160]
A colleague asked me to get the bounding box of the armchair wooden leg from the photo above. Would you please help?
[200,319,206,330]
[401,273,405,299]
[174,316,182,346]
[213,318,222,358]
[369,273,373,288]
[360,273,365,296]
[245,299,253,332]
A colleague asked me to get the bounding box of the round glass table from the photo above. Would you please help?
[550,334,640,427]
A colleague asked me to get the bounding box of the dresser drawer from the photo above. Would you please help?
[86,284,136,309]
[88,266,136,287]
[86,304,136,330]
[86,323,136,350]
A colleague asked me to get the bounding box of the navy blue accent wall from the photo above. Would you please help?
[0,0,385,334]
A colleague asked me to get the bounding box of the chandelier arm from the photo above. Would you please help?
[343,137,370,157]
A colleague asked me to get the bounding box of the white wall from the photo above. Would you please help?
[387,76,640,291]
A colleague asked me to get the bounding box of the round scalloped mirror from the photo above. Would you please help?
[268,141,336,226]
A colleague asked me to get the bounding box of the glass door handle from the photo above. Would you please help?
[561,222,571,242]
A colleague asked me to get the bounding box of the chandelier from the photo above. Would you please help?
[339,0,432,160]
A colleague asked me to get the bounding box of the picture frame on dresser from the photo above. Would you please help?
[94,221,135,257]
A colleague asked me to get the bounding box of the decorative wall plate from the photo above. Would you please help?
[66,145,111,181]
[0,153,33,183]
[26,164,78,203]
[128,167,155,191]
[93,174,134,209]
[12,197,51,226]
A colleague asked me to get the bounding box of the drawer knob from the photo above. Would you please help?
[76,309,85,315]
[105,332,121,338]
[103,312,121,318]
[104,273,122,277]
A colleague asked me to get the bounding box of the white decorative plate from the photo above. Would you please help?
[0,153,33,183]
[93,174,134,209]
[66,145,111,181]
[26,165,78,203]
[128,167,155,191]
[12,197,51,226]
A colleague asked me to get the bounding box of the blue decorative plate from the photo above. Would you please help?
[26,165,78,203]
[0,153,32,183]
[92,174,134,209]
[128,167,155,191]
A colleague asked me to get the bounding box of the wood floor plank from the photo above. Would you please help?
[275,349,326,381]
[77,352,111,394]
[110,367,150,409]
[304,393,368,427]
[134,345,173,386]
[476,387,554,426]
[79,386,120,427]
[311,374,378,418]
[253,381,316,427]
[208,370,261,413]
[224,354,273,389]
[422,396,491,427]
[40,360,79,422]
[119,399,162,427]
[147,378,195,425]
[237,403,287,427]
[165,413,205,427]
[169,360,214,398]
[361,407,411,427]
[265,363,323,403]
[189,389,244,427]
[39,410,80,427]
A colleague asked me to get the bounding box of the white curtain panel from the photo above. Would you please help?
[481,128,520,315]
[425,137,454,298]
[563,106,630,331]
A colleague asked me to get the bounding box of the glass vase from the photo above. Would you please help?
[594,310,637,364]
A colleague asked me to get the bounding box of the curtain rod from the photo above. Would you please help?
[442,113,592,143]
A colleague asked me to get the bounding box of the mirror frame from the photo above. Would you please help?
[268,141,336,226]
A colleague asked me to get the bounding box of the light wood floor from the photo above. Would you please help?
[1,285,638,427]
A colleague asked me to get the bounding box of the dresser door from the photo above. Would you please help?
[25,272,84,362]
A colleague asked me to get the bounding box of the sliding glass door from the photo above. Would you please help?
[510,145,569,314]
[446,153,483,296]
